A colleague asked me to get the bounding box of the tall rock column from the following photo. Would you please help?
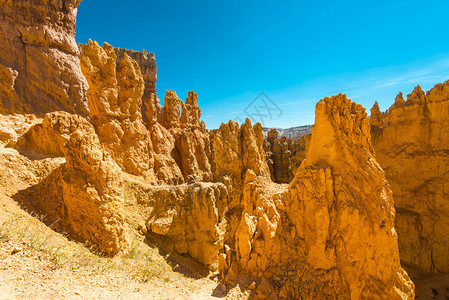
[80,40,157,180]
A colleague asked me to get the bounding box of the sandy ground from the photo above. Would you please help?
[0,191,250,299]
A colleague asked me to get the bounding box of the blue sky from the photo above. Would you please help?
[76,0,449,129]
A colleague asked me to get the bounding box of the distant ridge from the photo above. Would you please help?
[262,125,311,139]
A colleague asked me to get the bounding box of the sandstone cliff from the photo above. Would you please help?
[0,0,89,116]
[371,81,449,276]
[80,40,156,179]
[114,47,161,124]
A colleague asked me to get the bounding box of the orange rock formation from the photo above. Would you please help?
[371,81,449,276]
[216,95,414,298]
[0,0,89,116]
[0,2,423,297]
[15,112,129,255]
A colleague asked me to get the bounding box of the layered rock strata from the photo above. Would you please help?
[0,0,89,116]
[371,81,449,276]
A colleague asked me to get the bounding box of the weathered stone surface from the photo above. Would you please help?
[114,47,161,124]
[370,101,384,128]
[213,118,270,184]
[0,114,40,144]
[115,48,157,99]
[288,94,412,298]
[263,129,304,183]
[123,176,228,268]
[80,40,156,179]
[180,91,202,129]
[0,0,89,116]
[80,42,213,184]
[371,80,449,276]
[160,90,183,128]
[16,112,129,256]
[0,64,20,114]
[218,94,414,299]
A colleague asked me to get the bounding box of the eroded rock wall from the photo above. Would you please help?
[0,0,89,116]
[114,47,161,124]
[123,176,228,268]
[371,81,449,276]
[79,41,212,184]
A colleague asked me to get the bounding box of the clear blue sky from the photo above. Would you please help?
[76,0,449,129]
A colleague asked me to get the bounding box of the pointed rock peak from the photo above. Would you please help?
[370,101,384,128]
[407,85,426,104]
[395,92,405,103]
[306,93,371,168]
[426,79,449,103]
[180,91,201,128]
[244,117,252,127]
[386,92,406,112]
[160,90,185,128]
[165,90,179,99]
[267,128,278,141]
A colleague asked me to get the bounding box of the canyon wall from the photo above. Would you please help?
[263,128,306,183]
[0,0,89,116]
[371,81,449,276]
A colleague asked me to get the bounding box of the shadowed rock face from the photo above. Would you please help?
[263,128,306,183]
[371,80,449,276]
[0,0,89,116]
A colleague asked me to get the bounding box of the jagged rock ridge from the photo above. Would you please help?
[370,81,449,276]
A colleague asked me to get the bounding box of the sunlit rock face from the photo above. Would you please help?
[0,0,89,116]
[371,80,449,276]
[80,41,213,184]
[216,95,414,299]
[0,2,418,297]
[15,112,129,256]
